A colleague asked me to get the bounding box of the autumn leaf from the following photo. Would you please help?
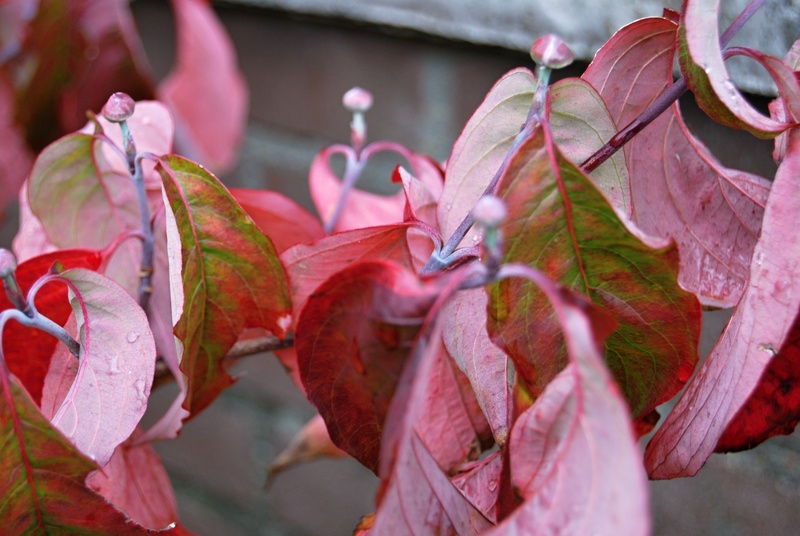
[488,124,700,419]
[0,76,33,215]
[646,129,800,479]
[159,0,247,172]
[437,68,536,247]
[583,15,771,308]
[295,260,440,472]
[0,376,163,534]
[231,188,325,253]
[41,268,156,467]
[158,155,292,418]
[677,0,797,138]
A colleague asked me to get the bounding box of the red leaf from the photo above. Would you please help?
[583,16,771,308]
[296,260,440,472]
[0,376,159,534]
[0,249,103,405]
[438,68,536,247]
[371,318,493,534]
[441,287,511,446]
[451,451,504,523]
[677,0,797,138]
[158,155,292,418]
[716,315,800,451]
[43,268,156,467]
[277,224,415,390]
[488,125,700,419]
[646,129,800,478]
[86,430,179,531]
[487,264,649,535]
[231,188,324,253]
[770,40,800,164]
[395,166,442,270]
[159,0,247,172]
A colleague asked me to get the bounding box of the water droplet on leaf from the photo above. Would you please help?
[126,331,139,343]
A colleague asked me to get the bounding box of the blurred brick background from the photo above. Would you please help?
[1,1,796,534]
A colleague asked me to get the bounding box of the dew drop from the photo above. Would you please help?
[126,331,139,343]
[445,204,452,211]
[488,479,498,492]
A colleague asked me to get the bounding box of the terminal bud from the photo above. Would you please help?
[101,92,136,123]
[530,34,574,69]
[343,87,373,113]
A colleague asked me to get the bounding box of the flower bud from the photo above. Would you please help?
[343,87,373,113]
[530,34,574,69]
[472,195,507,228]
[101,92,136,123]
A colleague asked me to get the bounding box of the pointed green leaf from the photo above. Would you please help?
[488,126,701,418]
[158,155,292,417]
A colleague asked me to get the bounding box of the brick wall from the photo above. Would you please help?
[104,1,800,534]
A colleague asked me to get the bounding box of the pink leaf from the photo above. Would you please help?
[646,129,800,479]
[451,451,504,523]
[86,430,179,531]
[231,188,325,253]
[46,268,156,467]
[488,264,649,535]
[159,0,248,172]
[371,318,493,534]
[678,0,796,138]
[438,68,536,246]
[583,16,771,308]
[441,287,511,446]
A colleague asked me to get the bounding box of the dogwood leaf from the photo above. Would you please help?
[296,260,441,472]
[548,78,631,216]
[646,129,800,479]
[583,16,771,308]
[231,188,324,253]
[678,0,796,138]
[371,318,493,534]
[438,68,535,246]
[488,125,700,419]
[716,315,800,451]
[442,288,511,445]
[86,430,179,531]
[0,376,158,534]
[158,155,291,418]
[278,224,415,390]
[44,268,155,467]
[0,77,33,215]
[0,249,104,405]
[159,0,247,172]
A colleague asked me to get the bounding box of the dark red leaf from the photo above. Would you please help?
[646,129,800,478]
[0,75,33,215]
[231,188,324,253]
[159,0,247,172]
[296,260,440,472]
[716,315,800,451]
[583,16,771,308]
[1,249,103,405]
[159,155,292,418]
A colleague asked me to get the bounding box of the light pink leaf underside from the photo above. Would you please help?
[50,269,156,467]
[645,129,800,479]
[438,68,536,246]
[583,16,770,307]
[442,287,510,446]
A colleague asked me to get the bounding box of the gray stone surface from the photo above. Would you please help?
[222,0,800,95]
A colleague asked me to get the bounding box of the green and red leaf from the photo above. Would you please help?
[158,154,291,418]
[487,125,700,419]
